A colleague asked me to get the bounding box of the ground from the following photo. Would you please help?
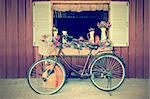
[0,78,149,99]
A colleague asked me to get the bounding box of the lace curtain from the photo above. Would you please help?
[53,3,109,12]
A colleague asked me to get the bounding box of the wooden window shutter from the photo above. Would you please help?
[109,1,129,46]
[33,1,52,46]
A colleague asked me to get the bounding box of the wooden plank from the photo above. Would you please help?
[0,0,6,78]
[135,0,144,78]
[128,0,136,78]
[18,0,27,78]
[120,47,129,78]
[114,47,121,57]
[63,56,72,77]
[143,0,149,78]
[78,56,86,67]
[26,0,34,73]
[112,0,129,1]
[71,56,80,71]
[33,47,42,61]
[6,0,19,78]
[51,0,110,2]
[33,0,50,1]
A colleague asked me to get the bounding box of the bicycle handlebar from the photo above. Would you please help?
[40,34,100,50]
[61,34,99,50]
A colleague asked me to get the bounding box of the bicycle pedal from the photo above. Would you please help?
[42,77,47,82]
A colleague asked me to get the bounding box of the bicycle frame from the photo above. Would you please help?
[51,44,113,77]
[53,46,93,76]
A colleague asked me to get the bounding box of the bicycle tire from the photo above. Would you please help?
[90,53,125,91]
[27,58,66,95]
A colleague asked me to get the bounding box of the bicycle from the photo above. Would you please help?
[27,35,126,95]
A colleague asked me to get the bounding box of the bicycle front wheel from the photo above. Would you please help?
[90,53,125,91]
[27,58,66,95]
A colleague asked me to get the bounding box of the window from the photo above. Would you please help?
[33,1,129,47]
[54,11,109,40]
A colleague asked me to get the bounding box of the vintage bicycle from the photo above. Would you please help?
[27,35,126,95]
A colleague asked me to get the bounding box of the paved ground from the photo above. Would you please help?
[0,78,149,99]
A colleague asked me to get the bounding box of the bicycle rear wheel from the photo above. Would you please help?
[90,53,125,91]
[27,58,66,95]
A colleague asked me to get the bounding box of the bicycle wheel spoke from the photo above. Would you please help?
[31,70,42,76]
[112,66,123,71]
[107,78,112,89]
[112,74,123,78]
[108,57,113,68]
[103,57,107,69]
[112,72,123,76]
[90,54,125,91]
[110,58,117,68]
[92,69,103,73]
[33,66,43,73]
[105,57,113,70]
[94,62,104,67]
[112,71,123,75]
[39,63,45,71]
[107,58,117,70]
[28,59,66,95]
[31,74,42,78]
[93,65,104,71]
[112,70,123,74]
[99,58,106,67]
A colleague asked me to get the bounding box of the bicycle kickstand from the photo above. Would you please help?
[108,91,112,96]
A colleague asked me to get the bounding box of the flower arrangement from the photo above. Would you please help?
[97,21,111,29]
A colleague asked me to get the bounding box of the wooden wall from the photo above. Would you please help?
[0,0,33,78]
[0,0,149,78]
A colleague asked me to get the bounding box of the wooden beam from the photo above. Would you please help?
[51,1,111,4]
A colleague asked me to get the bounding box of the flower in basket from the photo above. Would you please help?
[106,22,111,28]
[97,21,111,29]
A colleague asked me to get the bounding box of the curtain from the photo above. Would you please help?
[54,11,108,21]
[53,3,109,12]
